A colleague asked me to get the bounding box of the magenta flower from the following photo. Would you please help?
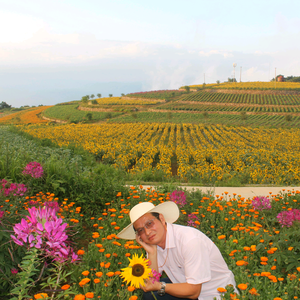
[187,213,199,227]
[11,268,18,275]
[44,201,60,213]
[252,196,271,211]
[0,179,27,197]
[277,209,300,227]
[22,162,44,178]
[0,209,4,223]
[149,269,161,283]
[11,206,78,263]
[170,190,187,208]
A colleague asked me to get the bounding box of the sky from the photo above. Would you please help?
[0,0,300,107]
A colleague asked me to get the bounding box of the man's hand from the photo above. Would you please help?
[136,234,157,255]
[140,279,161,293]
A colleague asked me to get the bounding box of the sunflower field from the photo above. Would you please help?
[16,122,300,185]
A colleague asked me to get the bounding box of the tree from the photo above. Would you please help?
[90,94,95,99]
[228,78,237,83]
[0,101,11,109]
[81,96,88,103]
[121,93,125,97]
[109,94,113,97]
[183,86,190,93]
[86,95,90,100]
[97,93,102,98]
[216,80,220,85]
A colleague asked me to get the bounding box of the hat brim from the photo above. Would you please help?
[117,201,179,240]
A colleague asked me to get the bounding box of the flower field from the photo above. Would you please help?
[180,91,300,105]
[0,106,52,124]
[17,123,300,185]
[1,178,300,299]
[185,81,300,91]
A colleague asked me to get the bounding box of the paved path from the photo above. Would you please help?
[141,185,300,199]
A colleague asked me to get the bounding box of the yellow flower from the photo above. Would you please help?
[120,253,152,288]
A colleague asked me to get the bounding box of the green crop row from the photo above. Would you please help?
[181,91,300,105]
[43,104,122,123]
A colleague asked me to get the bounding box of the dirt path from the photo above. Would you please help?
[140,185,300,199]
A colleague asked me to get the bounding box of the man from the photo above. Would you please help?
[117,201,237,300]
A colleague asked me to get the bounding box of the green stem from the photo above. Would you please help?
[51,263,63,300]
[151,291,158,300]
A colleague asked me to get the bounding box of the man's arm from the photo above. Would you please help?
[141,280,202,299]
[136,234,159,271]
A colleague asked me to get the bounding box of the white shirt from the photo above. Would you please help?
[157,223,237,300]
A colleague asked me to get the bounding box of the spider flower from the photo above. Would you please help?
[251,196,271,211]
[120,254,152,288]
[22,162,44,178]
[11,206,78,263]
[277,209,300,227]
[170,190,187,208]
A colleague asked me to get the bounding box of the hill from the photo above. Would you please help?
[43,82,300,128]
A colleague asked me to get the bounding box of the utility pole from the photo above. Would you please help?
[275,67,277,88]
[204,73,205,84]
[240,67,242,82]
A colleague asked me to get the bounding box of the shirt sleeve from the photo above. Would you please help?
[181,237,211,285]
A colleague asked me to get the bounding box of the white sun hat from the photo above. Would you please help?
[117,201,180,240]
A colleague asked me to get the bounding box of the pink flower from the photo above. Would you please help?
[277,209,300,227]
[187,213,199,227]
[0,179,27,197]
[11,206,78,263]
[252,196,271,211]
[22,162,44,178]
[149,269,161,283]
[170,190,187,208]
[11,268,18,275]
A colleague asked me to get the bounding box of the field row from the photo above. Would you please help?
[18,123,300,185]
[126,90,187,99]
[96,97,164,105]
[108,111,300,127]
[186,81,300,90]
[158,103,300,113]
[180,91,300,105]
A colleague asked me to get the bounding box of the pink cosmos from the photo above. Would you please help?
[252,196,271,211]
[170,190,187,208]
[22,162,44,178]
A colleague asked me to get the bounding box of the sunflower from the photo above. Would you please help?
[120,253,152,288]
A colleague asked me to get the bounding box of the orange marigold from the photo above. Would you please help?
[95,272,103,277]
[34,293,49,299]
[238,283,247,290]
[249,287,258,295]
[85,292,94,299]
[61,284,70,290]
[79,278,91,287]
[82,270,90,276]
[106,272,115,277]
[74,295,85,300]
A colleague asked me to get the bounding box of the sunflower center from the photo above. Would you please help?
[132,264,145,277]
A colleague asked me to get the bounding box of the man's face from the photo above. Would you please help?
[133,213,167,248]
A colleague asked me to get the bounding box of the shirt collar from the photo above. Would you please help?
[158,223,175,250]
